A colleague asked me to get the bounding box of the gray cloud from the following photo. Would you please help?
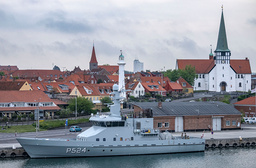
[0,9,16,28]
[0,37,22,55]
[248,18,256,25]
[39,11,93,33]
[165,37,199,55]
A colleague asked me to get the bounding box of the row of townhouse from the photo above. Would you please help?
[126,72,193,98]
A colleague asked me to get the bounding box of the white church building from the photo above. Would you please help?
[176,9,251,92]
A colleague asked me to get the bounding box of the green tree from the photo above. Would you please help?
[0,71,5,76]
[163,69,180,82]
[163,65,196,86]
[100,97,112,112]
[145,92,151,98]
[68,97,94,115]
[101,97,112,104]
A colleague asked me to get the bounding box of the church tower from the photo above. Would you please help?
[118,50,126,98]
[214,7,231,64]
[89,45,98,71]
[212,7,235,92]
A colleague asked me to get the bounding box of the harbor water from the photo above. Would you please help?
[1,148,255,168]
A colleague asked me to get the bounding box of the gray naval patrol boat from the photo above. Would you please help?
[17,84,205,158]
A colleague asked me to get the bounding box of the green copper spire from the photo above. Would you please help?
[215,8,230,52]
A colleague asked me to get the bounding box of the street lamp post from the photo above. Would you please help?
[36,102,40,138]
[75,96,77,119]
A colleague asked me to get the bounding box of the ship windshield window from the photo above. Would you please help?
[92,121,125,127]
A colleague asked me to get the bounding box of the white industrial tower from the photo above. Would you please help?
[118,50,126,98]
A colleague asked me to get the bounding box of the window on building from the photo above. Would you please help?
[131,137,134,141]
[165,122,169,128]
[120,137,123,141]
[199,74,201,78]
[213,85,214,88]
[213,77,214,80]
[103,138,106,141]
[223,66,224,70]
[238,75,240,78]
[157,123,162,128]
[232,121,236,126]
[241,75,243,78]
[231,77,232,80]
[226,121,230,126]
[202,75,204,78]
[222,74,224,77]
[239,83,242,87]
[182,82,186,87]
[113,138,116,141]
[96,138,99,141]
[198,82,201,87]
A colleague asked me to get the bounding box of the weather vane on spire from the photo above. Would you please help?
[120,50,122,55]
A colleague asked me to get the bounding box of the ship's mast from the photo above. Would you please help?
[109,84,121,117]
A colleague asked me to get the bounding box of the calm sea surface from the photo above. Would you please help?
[1,148,255,168]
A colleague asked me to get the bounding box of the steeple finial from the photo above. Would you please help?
[120,50,122,55]
[209,44,213,58]
[221,5,223,11]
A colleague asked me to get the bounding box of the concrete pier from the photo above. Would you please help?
[205,137,256,149]
[0,147,27,158]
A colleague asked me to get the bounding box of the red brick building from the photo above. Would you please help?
[234,96,256,117]
[133,101,241,132]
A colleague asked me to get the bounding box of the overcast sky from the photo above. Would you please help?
[0,0,255,72]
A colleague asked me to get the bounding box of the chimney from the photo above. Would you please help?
[158,102,162,108]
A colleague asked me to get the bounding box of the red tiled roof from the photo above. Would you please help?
[11,70,65,81]
[165,81,183,91]
[177,59,215,74]
[230,59,251,74]
[0,81,28,90]
[28,81,46,91]
[234,96,256,105]
[177,58,251,74]
[108,75,118,83]
[90,46,98,63]
[65,74,83,85]
[98,65,119,74]
[176,77,193,88]
[0,65,18,71]
[0,90,55,102]
[126,81,140,90]
[141,82,166,92]
[76,84,101,96]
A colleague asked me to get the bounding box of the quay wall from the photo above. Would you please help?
[205,137,256,148]
[0,147,27,158]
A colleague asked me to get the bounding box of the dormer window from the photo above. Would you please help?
[83,86,92,94]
